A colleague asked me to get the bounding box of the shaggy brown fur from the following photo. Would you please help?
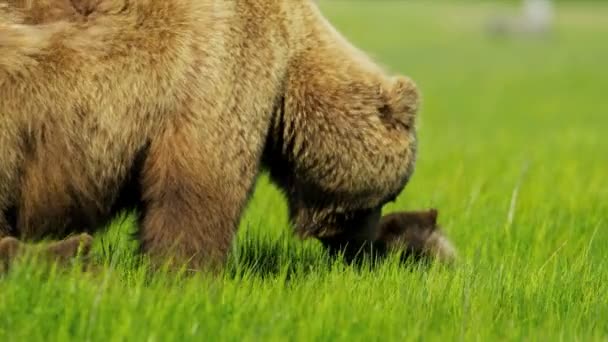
[0,0,419,271]
[0,233,93,272]
[377,209,457,264]
[1,0,86,23]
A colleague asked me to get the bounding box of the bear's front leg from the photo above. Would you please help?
[138,121,260,272]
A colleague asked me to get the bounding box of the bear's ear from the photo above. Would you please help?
[377,76,420,130]
[388,76,420,116]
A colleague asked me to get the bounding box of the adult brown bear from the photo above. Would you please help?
[0,0,419,271]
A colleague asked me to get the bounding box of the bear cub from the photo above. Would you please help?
[377,209,457,264]
[0,233,93,272]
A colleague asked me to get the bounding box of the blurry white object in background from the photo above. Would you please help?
[523,0,554,33]
[486,0,555,38]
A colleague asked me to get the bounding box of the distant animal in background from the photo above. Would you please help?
[486,0,555,38]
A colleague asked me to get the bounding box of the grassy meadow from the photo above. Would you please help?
[1,1,607,340]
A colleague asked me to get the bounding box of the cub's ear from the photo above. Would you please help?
[46,233,94,260]
[0,237,22,260]
[427,208,438,225]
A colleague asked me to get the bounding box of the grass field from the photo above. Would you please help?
[1,1,607,341]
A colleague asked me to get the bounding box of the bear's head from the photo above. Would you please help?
[261,0,421,243]
[264,72,420,242]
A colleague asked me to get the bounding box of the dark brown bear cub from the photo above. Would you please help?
[318,208,456,265]
[377,209,457,264]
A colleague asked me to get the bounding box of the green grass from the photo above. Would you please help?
[2,1,607,341]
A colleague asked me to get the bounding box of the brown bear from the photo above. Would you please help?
[0,0,419,271]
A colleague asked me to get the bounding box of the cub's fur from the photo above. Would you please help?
[0,0,419,270]
[318,209,456,265]
[377,209,457,264]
